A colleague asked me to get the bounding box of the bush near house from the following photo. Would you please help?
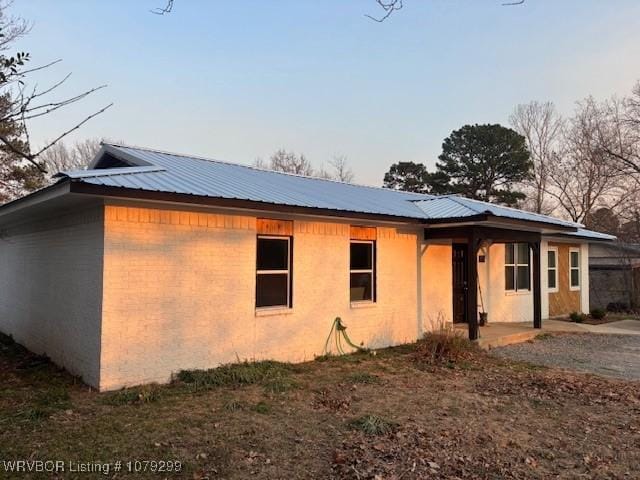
[569,311,587,323]
[414,326,479,365]
[590,308,607,320]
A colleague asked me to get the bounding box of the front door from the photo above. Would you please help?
[452,244,468,323]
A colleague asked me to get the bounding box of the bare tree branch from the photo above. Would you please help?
[30,103,113,163]
[151,0,174,15]
[510,101,563,214]
[0,102,112,173]
[365,0,403,22]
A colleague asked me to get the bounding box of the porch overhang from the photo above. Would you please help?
[424,223,551,341]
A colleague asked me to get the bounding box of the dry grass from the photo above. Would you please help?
[348,414,397,435]
[1,331,639,479]
[414,326,480,365]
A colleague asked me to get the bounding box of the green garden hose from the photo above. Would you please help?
[323,317,370,356]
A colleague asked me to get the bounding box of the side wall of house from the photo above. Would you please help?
[100,204,423,390]
[482,243,533,323]
[421,242,453,328]
[547,241,587,317]
[0,206,104,387]
[478,240,590,323]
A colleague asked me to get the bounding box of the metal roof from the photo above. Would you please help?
[52,143,608,238]
[62,144,432,219]
[557,228,617,241]
[413,196,579,228]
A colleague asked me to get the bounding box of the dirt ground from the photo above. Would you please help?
[1,333,639,479]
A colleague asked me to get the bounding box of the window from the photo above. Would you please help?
[350,240,375,302]
[505,243,530,292]
[570,248,580,290]
[256,236,292,308]
[547,248,558,291]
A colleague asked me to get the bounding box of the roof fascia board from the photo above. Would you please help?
[425,225,542,243]
[0,181,71,219]
[70,183,427,225]
[422,214,489,226]
[102,197,420,228]
[487,215,578,232]
[425,214,576,232]
[546,233,615,243]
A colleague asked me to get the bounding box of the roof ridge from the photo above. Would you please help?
[410,194,457,203]
[447,195,484,214]
[57,165,166,179]
[102,142,434,198]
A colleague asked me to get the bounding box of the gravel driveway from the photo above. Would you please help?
[492,333,640,381]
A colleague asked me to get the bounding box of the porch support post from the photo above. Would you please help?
[531,240,542,329]
[467,229,480,341]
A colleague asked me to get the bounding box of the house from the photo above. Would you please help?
[0,144,615,390]
[589,242,640,311]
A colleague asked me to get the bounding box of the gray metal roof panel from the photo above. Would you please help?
[560,228,616,241]
[413,196,579,228]
[76,145,432,219]
[60,144,581,228]
[451,196,581,227]
[412,197,478,219]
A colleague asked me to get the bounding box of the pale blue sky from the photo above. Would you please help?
[14,0,640,185]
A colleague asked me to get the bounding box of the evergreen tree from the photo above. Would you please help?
[427,124,532,205]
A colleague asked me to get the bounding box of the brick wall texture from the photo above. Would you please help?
[0,202,590,390]
[0,206,103,386]
[100,205,424,390]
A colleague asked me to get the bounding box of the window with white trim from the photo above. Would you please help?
[350,240,375,302]
[547,247,558,291]
[256,236,292,308]
[505,243,530,291]
[569,248,580,289]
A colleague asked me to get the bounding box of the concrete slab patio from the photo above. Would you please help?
[463,319,640,350]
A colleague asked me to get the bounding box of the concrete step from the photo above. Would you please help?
[476,330,540,350]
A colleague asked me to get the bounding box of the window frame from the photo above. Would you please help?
[255,235,293,309]
[547,247,559,293]
[569,247,581,291]
[505,242,531,293]
[349,239,376,304]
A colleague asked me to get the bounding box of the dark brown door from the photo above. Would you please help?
[452,244,468,323]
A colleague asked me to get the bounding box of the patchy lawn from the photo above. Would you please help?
[1,332,639,479]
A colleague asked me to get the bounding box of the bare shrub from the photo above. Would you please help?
[414,325,478,365]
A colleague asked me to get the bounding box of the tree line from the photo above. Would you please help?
[382,81,640,241]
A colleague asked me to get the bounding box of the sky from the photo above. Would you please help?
[13,0,640,186]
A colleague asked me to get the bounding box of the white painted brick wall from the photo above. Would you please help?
[0,200,594,391]
[421,243,453,328]
[0,206,103,386]
[100,204,422,390]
